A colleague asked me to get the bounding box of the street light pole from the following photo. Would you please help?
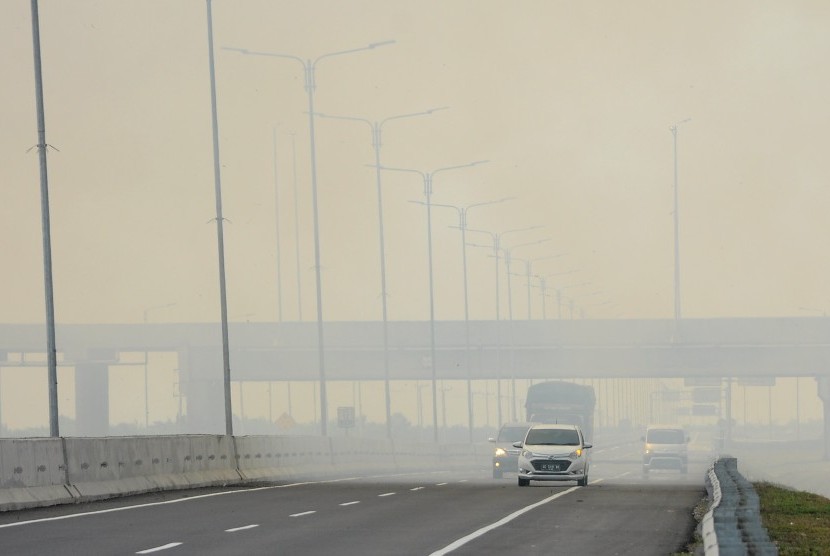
[224,40,395,436]
[272,126,283,322]
[288,132,303,321]
[513,254,566,320]
[502,238,549,421]
[467,226,540,427]
[671,118,691,321]
[378,160,488,442]
[318,106,447,439]
[532,269,578,320]
[430,197,514,441]
[205,0,233,438]
[29,0,59,437]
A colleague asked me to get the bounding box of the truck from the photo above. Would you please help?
[525,381,596,441]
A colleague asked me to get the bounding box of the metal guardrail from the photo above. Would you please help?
[701,457,778,555]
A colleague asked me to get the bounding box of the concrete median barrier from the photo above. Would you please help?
[0,435,490,511]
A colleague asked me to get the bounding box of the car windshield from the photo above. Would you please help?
[647,429,685,443]
[498,426,530,442]
[525,428,580,446]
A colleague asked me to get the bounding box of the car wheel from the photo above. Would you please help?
[578,476,588,487]
[518,477,530,487]
[493,469,503,479]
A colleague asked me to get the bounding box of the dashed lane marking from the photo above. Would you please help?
[225,524,259,532]
[378,492,396,497]
[289,511,316,518]
[339,501,361,506]
[136,542,183,554]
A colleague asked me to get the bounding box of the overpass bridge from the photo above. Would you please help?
[2,318,829,437]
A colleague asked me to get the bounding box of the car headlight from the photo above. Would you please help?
[569,448,583,458]
[494,448,506,457]
[521,450,531,457]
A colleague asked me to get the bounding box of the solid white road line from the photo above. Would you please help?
[136,542,183,554]
[339,501,361,506]
[428,487,583,556]
[289,511,316,517]
[225,524,259,532]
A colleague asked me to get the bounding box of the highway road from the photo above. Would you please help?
[0,440,712,555]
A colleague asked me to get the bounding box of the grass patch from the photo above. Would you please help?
[755,482,830,554]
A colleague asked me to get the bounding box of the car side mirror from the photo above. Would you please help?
[583,443,593,449]
[488,437,495,443]
[512,441,523,448]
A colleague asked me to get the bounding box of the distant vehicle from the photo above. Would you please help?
[488,422,533,479]
[514,423,592,487]
[525,381,596,441]
[641,425,689,475]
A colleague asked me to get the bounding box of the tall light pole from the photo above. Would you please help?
[502,238,549,421]
[513,254,566,319]
[555,281,590,320]
[467,226,540,427]
[378,160,488,442]
[671,118,691,321]
[143,303,176,429]
[318,106,447,439]
[205,0,233,438]
[533,269,578,319]
[29,0,59,437]
[429,197,514,441]
[288,132,303,321]
[224,40,395,436]
[272,126,283,322]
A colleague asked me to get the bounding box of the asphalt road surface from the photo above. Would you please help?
[0,440,711,555]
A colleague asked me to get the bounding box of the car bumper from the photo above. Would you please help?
[643,455,687,469]
[518,460,588,482]
[517,469,588,482]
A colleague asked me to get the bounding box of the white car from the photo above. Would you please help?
[489,422,533,479]
[514,423,592,487]
[641,426,689,475]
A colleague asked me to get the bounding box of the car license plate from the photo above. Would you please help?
[540,462,561,471]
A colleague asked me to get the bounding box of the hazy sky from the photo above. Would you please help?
[3,1,830,326]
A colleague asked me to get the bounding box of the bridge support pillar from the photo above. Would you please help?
[75,362,109,437]
[818,376,830,461]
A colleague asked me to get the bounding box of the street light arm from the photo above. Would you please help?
[428,201,462,214]
[375,164,427,181]
[316,112,374,132]
[670,117,692,131]
[432,159,489,178]
[465,228,498,242]
[222,46,305,67]
[516,252,566,265]
[380,106,449,129]
[313,39,396,67]
[466,196,515,212]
